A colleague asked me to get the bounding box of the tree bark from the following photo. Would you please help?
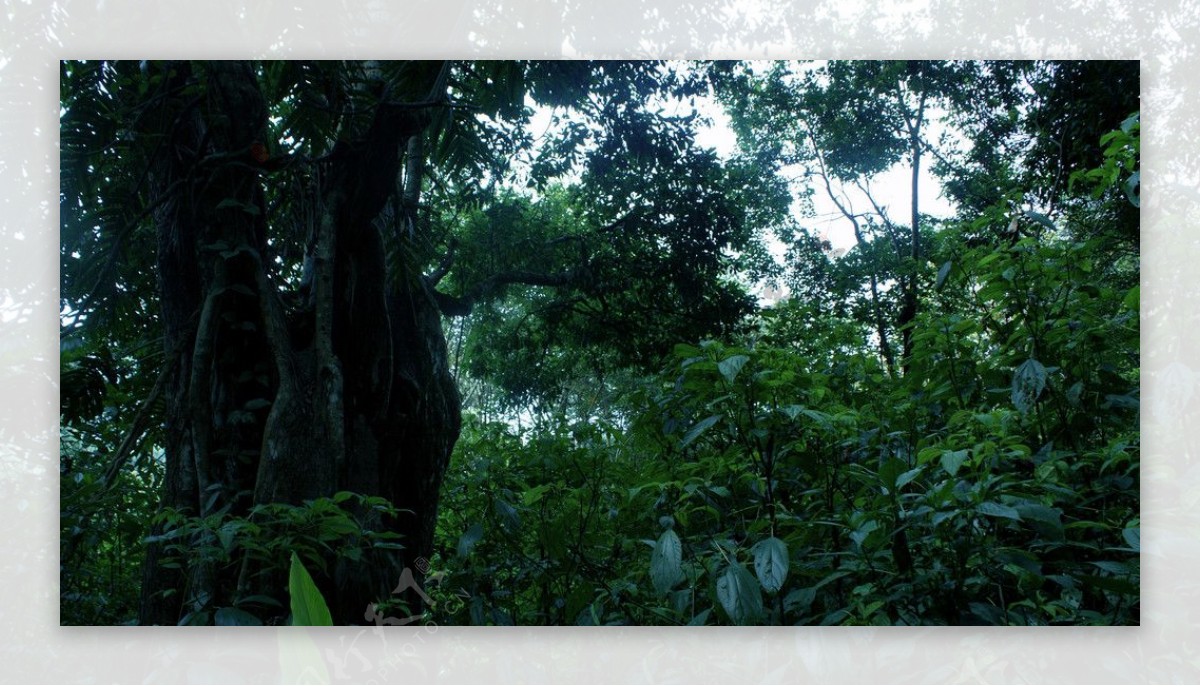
[138,61,460,625]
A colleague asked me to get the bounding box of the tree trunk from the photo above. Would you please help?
[137,61,460,625]
[898,67,927,376]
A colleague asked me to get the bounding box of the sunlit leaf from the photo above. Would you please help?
[289,552,333,626]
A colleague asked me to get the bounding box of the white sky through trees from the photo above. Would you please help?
[524,67,955,306]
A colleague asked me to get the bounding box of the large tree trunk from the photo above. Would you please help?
[138,61,460,625]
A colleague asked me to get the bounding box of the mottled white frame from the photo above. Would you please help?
[3,1,1187,681]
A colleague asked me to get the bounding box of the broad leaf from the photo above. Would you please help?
[940,449,969,477]
[1023,210,1056,233]
[715,562,764,625]
[457,523,484,559]
[935,260,952,291]
[650,529,683,595]
[1124,171,1140,207]
[718,354,750,383]
[751,537,789,594]
[977,501,1021,521]
[494,499,522,533]
[1122,285,1139,311]
[1123,527,1140,552]
[289,552,333,626]
[680,414,722,448]
[1011,358,1047,414]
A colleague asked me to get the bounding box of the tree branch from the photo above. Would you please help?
[100,339,184,489]
[432,269,578,318]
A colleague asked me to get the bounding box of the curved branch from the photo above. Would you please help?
[431,268,579,318]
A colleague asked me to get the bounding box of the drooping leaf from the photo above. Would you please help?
[715,562,764,625]
[1023,210,1056,233]
[457,523,485,559]
[1124,171,1140,207]
[751,537,789,594]
[1013,502,1064,540]
[1122,527,1140,552]
[977,501,1021,521]
[494,499,522,533]
[1011,358,1048,414]
[680,414,722,448]
[650,529,684,596]
[935,260,953,291]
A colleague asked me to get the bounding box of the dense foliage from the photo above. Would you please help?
[61,60,1138,625]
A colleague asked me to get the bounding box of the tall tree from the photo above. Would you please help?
[717,61,1013,372]
[60,60,776,624]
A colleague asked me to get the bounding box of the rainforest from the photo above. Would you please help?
[59,60,1139,626]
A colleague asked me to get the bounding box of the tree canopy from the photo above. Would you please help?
[60,60,1138,626]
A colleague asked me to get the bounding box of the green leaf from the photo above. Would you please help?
[457,523,484,559]
[1066,381,1084,407]
[1078,574,1138,596]
[1122,527,1140,552]
[1091,561,1131,575]
[650,529,684,596]
[935,260,952,291]
[916,446,942,466]
[715,562,764,625]
[1122,286,1139,312]
[1124,171,1140,207]
[849,519,879,548]
[751,537,789,594]
[718,354,750,383]
[680,414,722,448]
[289,552,333,626]
[940,449,969,477]
[234,595,282,611]
[895,467,923,490]
[214,606,263,626]
[977,501,1021,521]
[1023,210,1056,233]
[522,484,551,506]
[877,457,907,490]
[494,499,521,533]
[1011,358,1047,414]
[1013,503,1064,540]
